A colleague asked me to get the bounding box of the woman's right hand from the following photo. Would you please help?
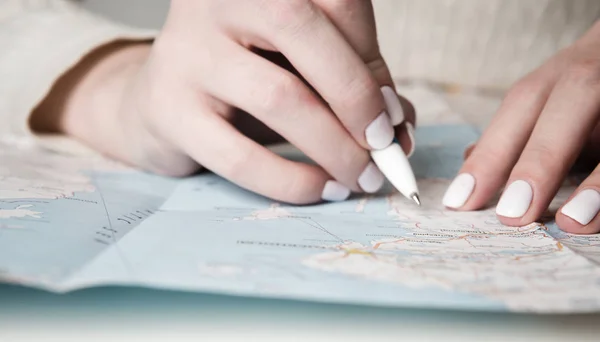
[42,0,415,204]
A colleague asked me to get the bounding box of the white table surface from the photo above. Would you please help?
[1,284,599,342]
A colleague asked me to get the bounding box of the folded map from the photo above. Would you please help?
[1,125,600,313]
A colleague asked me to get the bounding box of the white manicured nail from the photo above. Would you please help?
[321,180,351,202]
[406,122,416,158]
[365,112,394,150]
[496,180,533,218]
[381,86,404,126]
[442,173,475,209]
[358,162,384,193]
[561,189,600,225]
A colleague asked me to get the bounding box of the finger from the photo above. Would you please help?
[392,94,417,156]
[556,164,600,234]
[238,1,393,150]
[394,121,416,158]
[311,0,387,81]
[442,65,559,211]
[395,92,417,127]
[312,0,412,116]
[171,99,349,204]
[313,0,416,154]
[198,42,383,194]
[495,61,600,226]
[581,120,600,164]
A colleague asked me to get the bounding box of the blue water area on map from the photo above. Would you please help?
[0,172,177,286]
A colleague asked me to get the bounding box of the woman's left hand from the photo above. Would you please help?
[443,20,600,234]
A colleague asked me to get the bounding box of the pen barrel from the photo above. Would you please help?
[370,143,419,200]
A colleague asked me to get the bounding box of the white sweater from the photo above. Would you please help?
[0,0,598,147]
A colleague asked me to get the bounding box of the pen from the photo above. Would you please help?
[370,140,421,206]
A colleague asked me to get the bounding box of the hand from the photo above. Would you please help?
[35,0,415,204]
[443,20,600,234]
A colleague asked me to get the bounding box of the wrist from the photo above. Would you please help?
[31,41,151,137]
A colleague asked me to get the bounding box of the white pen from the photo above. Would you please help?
[370,140,420,206]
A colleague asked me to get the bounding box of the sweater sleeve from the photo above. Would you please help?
[0,0,156,144]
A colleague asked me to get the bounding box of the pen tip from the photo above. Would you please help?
[410,193,421,206]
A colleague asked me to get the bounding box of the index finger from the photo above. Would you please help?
[259,1,395,150]
[312,0,389,84]
[312,0,416,146]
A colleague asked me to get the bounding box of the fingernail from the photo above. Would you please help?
[365,112,394,150]
[406,122,416,158]
[561,189,600,225]
[442,173,475,209]
[381,86,404,126]
[358,162,384,193]
[321,180,351,201]
[495,180,533,218]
